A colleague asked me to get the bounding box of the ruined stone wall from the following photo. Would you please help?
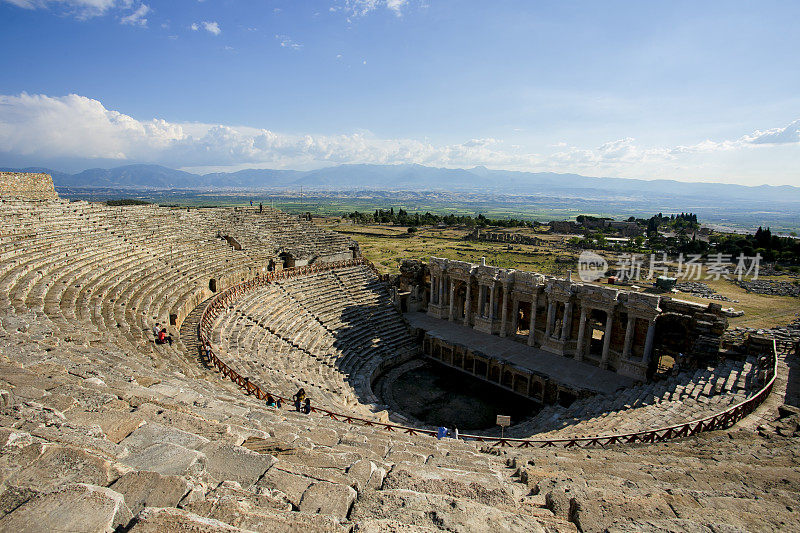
[0,172,58,200]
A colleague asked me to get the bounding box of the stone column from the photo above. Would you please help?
[448,281,455,322]
[575,306,588,361]
[622,314,636,359]
[463,281,472,326]
[500,285,509,337]
[511,298,520,336]
[430,275,436,305]
[560,301,573,342]
[643,318,657,363]
[527,292,538,346]
[600,310,614,369]
[478,284,486,317]
[489,283,496,322]
[544,299,556,338]
[439,275,444,305]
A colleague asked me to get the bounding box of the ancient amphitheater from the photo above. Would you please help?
[0,172,798,532]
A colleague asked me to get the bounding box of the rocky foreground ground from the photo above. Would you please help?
[0,306,798,532]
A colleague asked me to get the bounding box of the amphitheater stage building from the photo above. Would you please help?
[405,312,634,405]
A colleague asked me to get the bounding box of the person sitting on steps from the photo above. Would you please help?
[156,327,173,345]
[302,397,311,414]
[266,394,277,408]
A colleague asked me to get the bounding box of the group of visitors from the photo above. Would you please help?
[293,388,312,414]
[152,322,173,345]
[436,426,460,440]
[266,394,282,409]
[261,388,310,413]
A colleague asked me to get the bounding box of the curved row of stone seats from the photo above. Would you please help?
[206,207,355,264]
[211,291,359,415]
[510,356,762,439]
[0,307,579,532]
[208,265,418,417]
[0,202,358,389]
[0,215,235,373]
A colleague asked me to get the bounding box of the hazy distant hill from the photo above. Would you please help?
[3,163,800,206]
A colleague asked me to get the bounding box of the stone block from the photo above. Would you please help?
[0,483,132,533]
[199,441,276,488]
[128,507,244,532]
[120,442,205,477]
[110,470,190,515]
[69,409,145,444]
[255,467,313,507]
[9,444,119,493]
[120,421,209,453]
[298,481,357,520]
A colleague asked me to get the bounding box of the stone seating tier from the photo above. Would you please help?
[508,357,762,439]
[0,198,792,531]
[209,265,417,416]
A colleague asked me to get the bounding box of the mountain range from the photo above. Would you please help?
[4,163,800,206]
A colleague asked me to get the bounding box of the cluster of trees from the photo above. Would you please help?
[645,212,699,235]
[569,213,800,264]
[346,208,536,228]
[714,227,800,264]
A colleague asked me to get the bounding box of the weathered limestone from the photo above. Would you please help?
[128,507,249,532]
[199,442,276,488]
[110,471,191,515]
[0,172,59,200]
[298,481,357,520]
[120,442,206,477]
[0,483,132,533]
[9,445,122,493]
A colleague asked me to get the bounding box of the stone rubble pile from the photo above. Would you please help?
[737,279,800,296]
[675,281,737,302]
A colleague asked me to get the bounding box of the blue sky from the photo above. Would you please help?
[1,0,799,184]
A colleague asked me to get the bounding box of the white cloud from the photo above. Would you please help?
[120,3,149,26]
[191,21,220,35]
[386,0,407,16]
[0,93,798,184]
[0,93,185,160]
[201,21,220,35]
[333,0,409,20]
[742,119,800,145]
[0,93,539,170]
[3,0,135,20]
[275,35,303,50]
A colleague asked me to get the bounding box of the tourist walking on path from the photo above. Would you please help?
[303,397,311,414]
